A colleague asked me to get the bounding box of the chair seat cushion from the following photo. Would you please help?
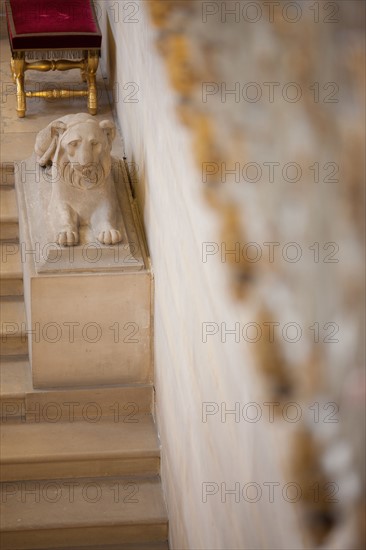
[6,0,102,50]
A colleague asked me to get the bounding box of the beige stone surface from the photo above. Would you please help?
[0,162,15,186]
[0,358,153,422]
[0,298,28,356]
[28,272,152,388]
[1,416,160,481]
[0,358,31,398]
[0,242,23,296]
[0,187,18,241]
[25,383,153,420]
[38,544,169,550]
[0,475,168,548]
[0,359,31,421]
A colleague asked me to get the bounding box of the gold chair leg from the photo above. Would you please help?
[10,58,16,83]
[80,50,87,82]
[86,50,99,115]
[11,53,26,117]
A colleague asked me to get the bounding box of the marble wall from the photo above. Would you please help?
[96,2,365,549]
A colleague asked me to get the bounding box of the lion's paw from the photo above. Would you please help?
[98,229,122,245]
[57,230,79,247]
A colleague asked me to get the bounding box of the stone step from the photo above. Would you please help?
[24,384,153,423]
[0,162,15,187]
[0,370,153,424]
[0,359,32,421]
[0,475,168,549]
[35,544,169,550]
[0,298,28,357]
[1,416,160,481]
[0,187,19,241]
[0,243,23,296]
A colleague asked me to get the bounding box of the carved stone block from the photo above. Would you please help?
[16,140,152,388]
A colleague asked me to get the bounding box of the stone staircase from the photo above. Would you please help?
[0,163,169,550]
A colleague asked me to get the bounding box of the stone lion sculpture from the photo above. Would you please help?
[34,113,123,246]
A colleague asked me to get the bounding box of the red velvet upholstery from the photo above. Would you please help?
[6,0,102,50]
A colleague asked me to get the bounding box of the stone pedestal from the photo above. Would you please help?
[16,157,152,388]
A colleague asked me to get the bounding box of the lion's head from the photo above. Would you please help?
[35,114,116,190]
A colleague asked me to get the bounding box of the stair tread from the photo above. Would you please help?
[0,359,32,398]
[0,163,15,186]
[0,187,18,223]
[0,243,22,278]
[1,415,160,463]
[0,475,167,531]
[0,299,27,337]
[25,384,153,419]
[36,544,169,550]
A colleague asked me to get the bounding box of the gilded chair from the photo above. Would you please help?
[5,0,102,117]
